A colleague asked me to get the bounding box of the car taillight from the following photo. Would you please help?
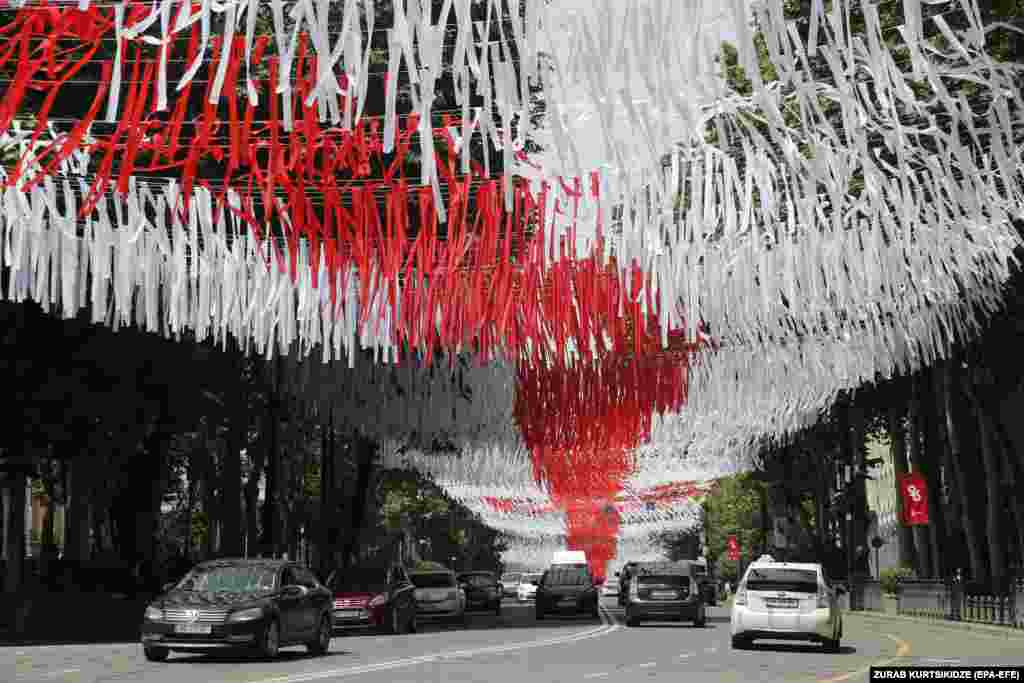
[734,586,747,606]
[817,588,829,608]
[369,593,387,608]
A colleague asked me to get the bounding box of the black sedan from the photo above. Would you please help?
[457,571,502,614]
[140,559,332,661]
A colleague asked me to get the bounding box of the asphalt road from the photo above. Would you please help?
[7,597,1023,683]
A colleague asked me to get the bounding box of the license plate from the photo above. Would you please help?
[766,599,797,609]
[174,624,211,635]
[652,591,677,599]
[334,610,363,619]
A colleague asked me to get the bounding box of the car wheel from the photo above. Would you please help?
[306,615,331,655]
[259,619,281,659]
[495,602,502,617]
[535,608,545,620]
[143,646,169,662]
[731,636,749,650]
[694,608,707,627]
[626,615,639,627]
[823,636,840,653]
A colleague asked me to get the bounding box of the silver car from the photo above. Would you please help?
[410,571,467,624]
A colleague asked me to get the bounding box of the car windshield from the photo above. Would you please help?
[179,565,277,593]
[460,574,495,587]
[745,568,818,594]
[331,568,388,593]
[637,575,689,588]
[542,566,591,586]
[411,573,455,588]
[521,574,541,584]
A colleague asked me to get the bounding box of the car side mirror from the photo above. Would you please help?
[614,572,620,577]
[162,582,176,592]
[835,586,846,596]
[282,585,305,598]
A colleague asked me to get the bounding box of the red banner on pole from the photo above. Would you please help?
[727,535,741,561]
[898,473,930,526]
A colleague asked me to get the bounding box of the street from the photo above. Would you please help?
[8,598,1023,683]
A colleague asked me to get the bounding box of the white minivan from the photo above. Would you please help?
[730,556,844,652]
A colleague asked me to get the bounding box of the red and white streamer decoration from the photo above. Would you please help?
[3,0,1024,568]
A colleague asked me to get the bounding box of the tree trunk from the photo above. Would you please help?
[991,419,1024,572]
[341,435,377,571]
[960,369,1006,587]
[935,360,985,580]
[3,468,27,593]
[847,398,870,575]
[261,356,282,558]
[64,457,92,565]
[916,372,945,578]
[889,406,917,570]
[319,417,335,579]
[243,430,265,559]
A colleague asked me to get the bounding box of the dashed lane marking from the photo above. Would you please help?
[821,633,911,683]
[583,673,609,679]
[637,662,656,668]
[679,653,695,659]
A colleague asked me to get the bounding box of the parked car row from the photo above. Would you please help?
[139,557,506,662]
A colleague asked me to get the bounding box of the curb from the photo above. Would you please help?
[847,610,1024,639]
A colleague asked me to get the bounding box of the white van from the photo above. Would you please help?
[550,550,587,566]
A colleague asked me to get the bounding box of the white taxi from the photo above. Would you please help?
[730,556,844,652]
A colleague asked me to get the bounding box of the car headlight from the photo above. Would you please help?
[228,607,265,623]
[144,606,164,621]
[369,594,387,608]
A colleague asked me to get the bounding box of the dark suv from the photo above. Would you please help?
[623,562,706,627]
[535,564,599,619]
[140,558,332,661]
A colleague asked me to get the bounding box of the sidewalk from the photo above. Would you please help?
[846,594,1024,640]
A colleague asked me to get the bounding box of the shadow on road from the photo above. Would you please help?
[171,650,355,664]
[621,622,710,629]
[743,642,857,655]
[335,607,605,638]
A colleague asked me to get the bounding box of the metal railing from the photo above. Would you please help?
[886,576,1024,629]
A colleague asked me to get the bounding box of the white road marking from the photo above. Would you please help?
[679,653,694,659]
[637,662,656,668]
[584,674,609,679]
[253,607,621,683]
[43,669,81,678]
[921,658,962,665]
[704,647,717,654]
